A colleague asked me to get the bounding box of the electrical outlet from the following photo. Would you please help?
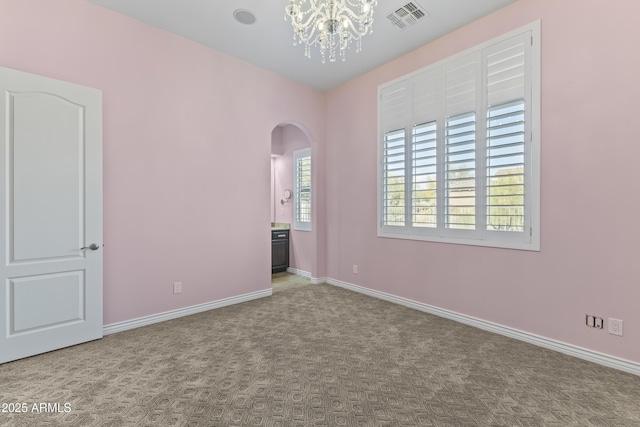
[586,315,595,327]
[353,264,358,274]
[608,318,623,336]
[173,282,182,294]
[586,314,604,329]
[594,317,604,329]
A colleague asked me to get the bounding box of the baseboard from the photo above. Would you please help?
[286,267,323,285]
[325,278,640,377]
[286,267,310,278]
[103,288,272,335]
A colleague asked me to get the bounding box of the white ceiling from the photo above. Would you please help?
[88,0,518,91]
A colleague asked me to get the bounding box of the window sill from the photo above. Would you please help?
[293,224,312,232]
[377,229,540,252]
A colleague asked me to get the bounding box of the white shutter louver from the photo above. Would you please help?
[411,69,440,124]
[380,83,408,132]
[486,100,525,232]
[412,121,437,227]
[485,33,528,233]
[383,129,406,226]
[444,55,479,116]
[486,34,527,106]
[445,112,476,230]
[444,55,478,230]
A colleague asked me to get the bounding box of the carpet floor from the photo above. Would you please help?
[1,282,639,426]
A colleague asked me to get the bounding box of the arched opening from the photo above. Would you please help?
[270,122,314,291]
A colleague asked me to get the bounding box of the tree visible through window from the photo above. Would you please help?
[486,100,525,232]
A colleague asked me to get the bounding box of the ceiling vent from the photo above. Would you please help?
[387,2,429,30]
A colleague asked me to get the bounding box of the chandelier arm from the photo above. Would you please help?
[295,19,323,45]
[344,0,377,13]
[340,5,373,23]
[339,21,357,39]
[286,0,320,26]
[344,0,363,9]
[341,20,373,38]
[301,28,321,46]
[294,7,325,32]
[307,0,335,18]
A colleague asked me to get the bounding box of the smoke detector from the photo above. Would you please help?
[233,9,256,25]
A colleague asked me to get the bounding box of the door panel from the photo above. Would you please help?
[0,67,103,364]
[11,92,83,262]
[10,271,85,334]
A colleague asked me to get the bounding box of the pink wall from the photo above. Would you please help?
[0,0,326,324]
[3,0,639,366]
[271,125,314,273]
[325,0,640,363]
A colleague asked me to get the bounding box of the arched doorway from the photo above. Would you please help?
[270,123,314,290]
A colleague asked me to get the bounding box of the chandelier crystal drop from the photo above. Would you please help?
[284,0,377,63]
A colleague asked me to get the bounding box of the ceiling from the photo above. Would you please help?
[87,0,519,91]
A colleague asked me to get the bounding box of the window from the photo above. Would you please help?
[412,121,437,228]
[377,22,540,250]
[293,148,311,231]
[486,100,526,233]
[382,129,405,226]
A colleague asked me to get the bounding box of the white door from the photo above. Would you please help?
[0,67,103,364]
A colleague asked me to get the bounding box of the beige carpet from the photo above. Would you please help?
[1,282,639,426]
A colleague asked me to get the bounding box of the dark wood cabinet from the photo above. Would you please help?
[271,230,289,273]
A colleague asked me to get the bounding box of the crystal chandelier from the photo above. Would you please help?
[284,0,377,63]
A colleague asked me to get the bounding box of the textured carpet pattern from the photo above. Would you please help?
[1,283,639,426]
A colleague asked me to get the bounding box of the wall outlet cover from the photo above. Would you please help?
[173,282,182,294]
[608,318,623,336]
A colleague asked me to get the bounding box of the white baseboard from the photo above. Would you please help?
[286,267,310,278]
[286,267,323,284]
[103,272,640,377]
[325,278,640,377]
[103,288,272,335]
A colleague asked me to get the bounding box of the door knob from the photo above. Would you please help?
[81,243,100,251]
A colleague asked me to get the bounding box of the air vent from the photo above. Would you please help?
[387,1,429,30]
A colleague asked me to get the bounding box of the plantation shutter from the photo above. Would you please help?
[380,82,409,227]
[486,33,528,106]
[380,82,408,133]
[444,55,478,116]
[411,69,440,124]
[377,22,539,250]
[382,129,406,226]
[444,55,480,230]
[484,33,529,235]
[411,121,437,227]
[293,148,311,231]
[410,69,441,229]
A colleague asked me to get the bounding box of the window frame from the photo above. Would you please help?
[293,147,312,231]
[377,22,540,251]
